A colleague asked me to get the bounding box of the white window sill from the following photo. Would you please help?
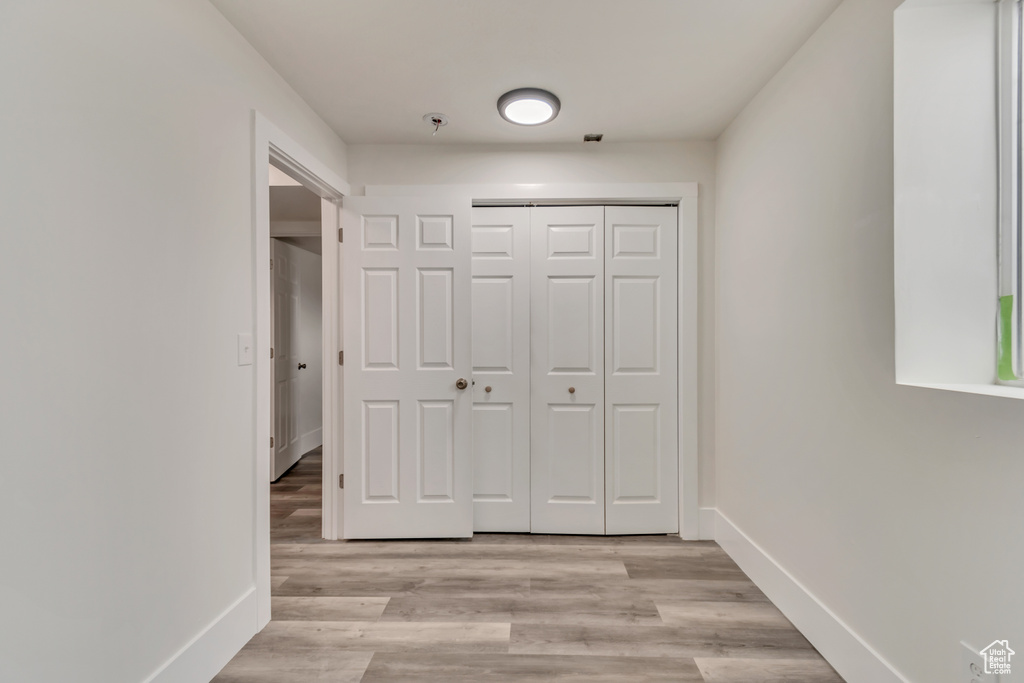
[898,381,1024,400]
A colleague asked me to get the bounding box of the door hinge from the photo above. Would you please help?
[270,436,274,448]
[270,258,273,270]
[270,347,274,359]
[338,227,343,243]
[339,350,344,366]
[339,474,344,489]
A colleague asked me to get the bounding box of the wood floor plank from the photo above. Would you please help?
[509,623,819,659]
[379,595,663,625]
[211,649,372,683]
[288,508,322,517]
[528,578,770,603]
[247,620,511,654]
[270,557,630,579]
[693,656,845,682]
[360,653,705,682]
[654,600,792,628]
[623,554,749,581]
[273,576,532,598]
[271,596,389,621]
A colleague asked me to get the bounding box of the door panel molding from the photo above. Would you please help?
[471,207,531,532]
[343,196,473,539]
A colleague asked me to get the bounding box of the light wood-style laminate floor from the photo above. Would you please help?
[213,448,844,682]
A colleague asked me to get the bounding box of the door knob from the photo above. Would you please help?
[456,378,468,390]
[484,386,492,393]
[298,363,307,370]
[568,386,575,394]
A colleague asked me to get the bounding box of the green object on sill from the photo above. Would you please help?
[999,294,1015,381]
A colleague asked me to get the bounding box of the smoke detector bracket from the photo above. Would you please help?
[423,113,449,136]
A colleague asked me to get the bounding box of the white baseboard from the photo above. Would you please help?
[296,428,322,459]
[143,587,257,683]
[698,507,717,540]
[712,510,908,683]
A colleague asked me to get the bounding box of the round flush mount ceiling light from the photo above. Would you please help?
[497,88,561,126]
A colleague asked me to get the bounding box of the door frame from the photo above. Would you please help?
[252,111,349,628]
[365,183,700,539]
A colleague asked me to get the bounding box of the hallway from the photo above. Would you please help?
[213,450,843,682]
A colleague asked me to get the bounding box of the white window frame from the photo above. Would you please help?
[998,0,1024,384]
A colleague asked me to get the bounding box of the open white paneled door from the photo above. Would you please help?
[470,207,531,531]
[604,206,678,534]
[530,206,606,535]
[271,239,300,481]
[342,196,473,539]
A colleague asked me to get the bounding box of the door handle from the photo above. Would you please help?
[456,378,468,390]
[298,363,307,370]
[484,386,492,393]
[568,386,575,394]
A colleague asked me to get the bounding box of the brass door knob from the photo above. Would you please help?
[485,386,492,393]
[456,378,469,390]
[568,386,575,394]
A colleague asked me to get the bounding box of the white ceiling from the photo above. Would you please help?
[211,0,842,144]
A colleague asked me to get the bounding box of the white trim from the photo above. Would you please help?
[361,182,699,539]
[898,380,1024,399]
[365,182,697,203]
[698,507,717,540]
[294,428,323,465]
[678,197,700,540]
[320,197,341,541]
[252,111,349,630]
[142,589,257,683]
[713,510,909,683]
[270,219,321,237]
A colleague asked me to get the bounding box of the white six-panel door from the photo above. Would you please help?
[471,207,531,532]
[272,239,300,481]
[604,206,678,534]
[530,206,606,534]
[342,197,473,539]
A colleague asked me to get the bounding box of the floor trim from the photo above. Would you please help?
[143,588,257,683]
[712,510,908,683]
[698,507,717,540]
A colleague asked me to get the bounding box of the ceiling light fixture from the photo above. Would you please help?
[497,88,561,126]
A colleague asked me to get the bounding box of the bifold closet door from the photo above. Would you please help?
[470,207,530,532]
[604,206,678,534]
[531,206,606,534]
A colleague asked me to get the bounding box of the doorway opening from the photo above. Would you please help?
[252,111,349,628]
[269,165,325,540]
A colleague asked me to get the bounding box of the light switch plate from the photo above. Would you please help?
[237,333,254,366]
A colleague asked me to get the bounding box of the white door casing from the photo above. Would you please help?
[530,206,606,535]
[470,207,531,532]
[342,196,473,539]
[604,206,678,534]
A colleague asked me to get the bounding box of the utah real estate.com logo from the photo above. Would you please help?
[980,640,1015,676]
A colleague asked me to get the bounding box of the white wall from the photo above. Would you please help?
[348,141,718,506]
[0,1,346,681]
[715,0,1024,682]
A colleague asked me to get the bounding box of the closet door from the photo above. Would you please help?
[341,196,473,539]
[530,206,605,534]
[605,206,678,534]
[471,207,530,532]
